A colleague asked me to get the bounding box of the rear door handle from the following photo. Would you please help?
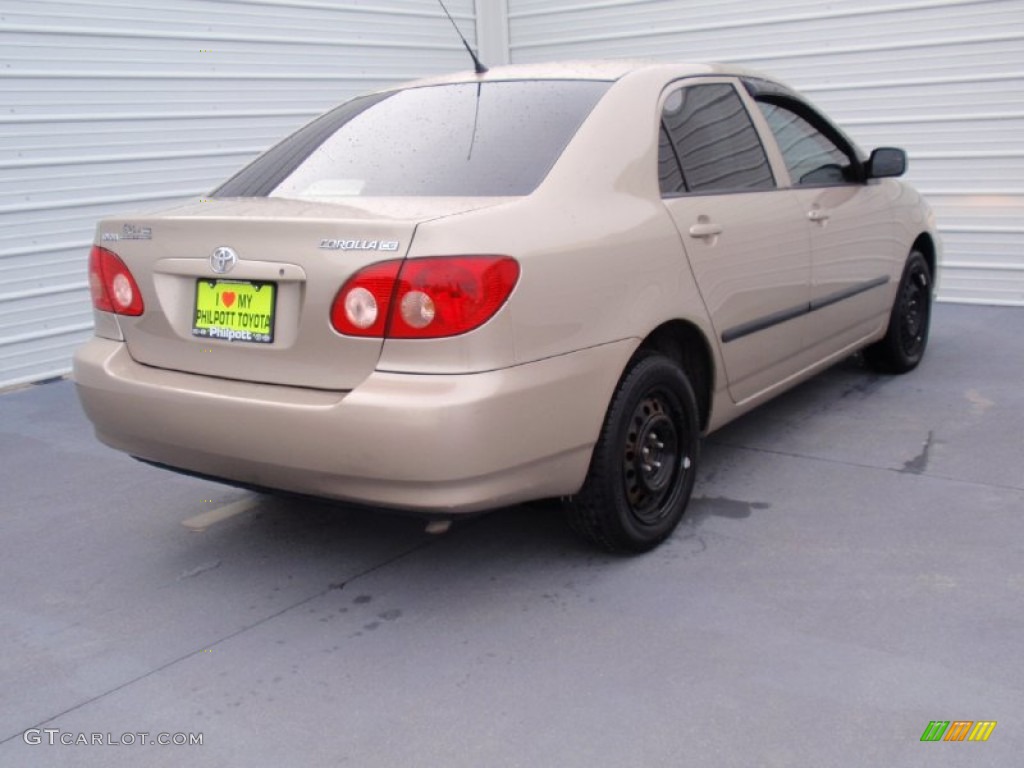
[807,208,830,222]
[688,222,723,239]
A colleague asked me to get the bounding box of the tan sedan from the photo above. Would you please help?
[74,60,939,552]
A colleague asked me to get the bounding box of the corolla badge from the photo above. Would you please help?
[319,239,400,252]
[210,246,238,274]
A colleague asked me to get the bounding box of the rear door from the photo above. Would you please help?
[659,79,813,403]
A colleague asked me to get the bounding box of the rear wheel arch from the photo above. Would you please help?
[638,320,714,432]
[565,352,700,552]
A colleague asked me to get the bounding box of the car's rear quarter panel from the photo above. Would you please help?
[382,69,721,375]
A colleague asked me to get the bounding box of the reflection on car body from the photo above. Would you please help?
[74,60,939,553]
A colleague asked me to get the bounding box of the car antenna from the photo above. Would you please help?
[437,0,488,75]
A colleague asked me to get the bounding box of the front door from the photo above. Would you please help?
[753,98,898,359]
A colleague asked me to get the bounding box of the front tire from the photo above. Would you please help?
[865,250,932,374]
[565,353,700,553]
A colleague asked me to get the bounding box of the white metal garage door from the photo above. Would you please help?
[0,0,479,388]
[3,0,1019,389]
[507,0,1024,307]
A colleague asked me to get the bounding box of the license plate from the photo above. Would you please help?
[192,280,276,344]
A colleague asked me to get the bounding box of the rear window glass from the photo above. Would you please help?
[214,80,611,199]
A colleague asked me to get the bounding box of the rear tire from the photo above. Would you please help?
[864,250,932,374]
[564,353,699,553]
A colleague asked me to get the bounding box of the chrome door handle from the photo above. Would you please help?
[688,222,723,238]
[807,209,830,222]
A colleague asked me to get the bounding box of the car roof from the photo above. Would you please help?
[396,59,769,89]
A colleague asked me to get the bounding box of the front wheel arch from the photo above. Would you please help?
[864,249,932,374]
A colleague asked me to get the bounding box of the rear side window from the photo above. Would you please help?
[660,83,775,195]
[214,80,611,199]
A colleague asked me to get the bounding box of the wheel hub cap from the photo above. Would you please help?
[624,395,680,521]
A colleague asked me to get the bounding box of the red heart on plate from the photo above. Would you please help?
[221,291,236,308]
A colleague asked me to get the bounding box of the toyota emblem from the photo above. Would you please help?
[210,246,238,274]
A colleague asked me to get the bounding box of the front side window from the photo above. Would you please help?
[215,80,611,199]
[756,101,852,186]
[659,83,775,195]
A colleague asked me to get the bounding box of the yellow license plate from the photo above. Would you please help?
[192,280,276,344]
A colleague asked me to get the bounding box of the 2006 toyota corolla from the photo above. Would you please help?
[74,60,939,552]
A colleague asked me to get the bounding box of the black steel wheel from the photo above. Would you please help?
[865,250,932,374]
[565,353,699,553]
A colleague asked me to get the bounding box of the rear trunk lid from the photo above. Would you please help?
[98,197,507,390]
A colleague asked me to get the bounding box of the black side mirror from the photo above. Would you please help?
[866,147,907,179]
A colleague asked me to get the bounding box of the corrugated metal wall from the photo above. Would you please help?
[507,0,1024,307]
[2,0,1020,388]
[0,0,478,389]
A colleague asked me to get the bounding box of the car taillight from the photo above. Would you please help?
[89,246,144,316]
[329,260,402,337]
[330,256,519,339]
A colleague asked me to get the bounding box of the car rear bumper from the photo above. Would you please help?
[72,338,635,513]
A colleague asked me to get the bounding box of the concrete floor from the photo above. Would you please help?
[1,303,1021,767]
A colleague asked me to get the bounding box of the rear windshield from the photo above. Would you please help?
[214,80,611,199]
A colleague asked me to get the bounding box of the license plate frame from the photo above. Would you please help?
[192,279,277,344]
